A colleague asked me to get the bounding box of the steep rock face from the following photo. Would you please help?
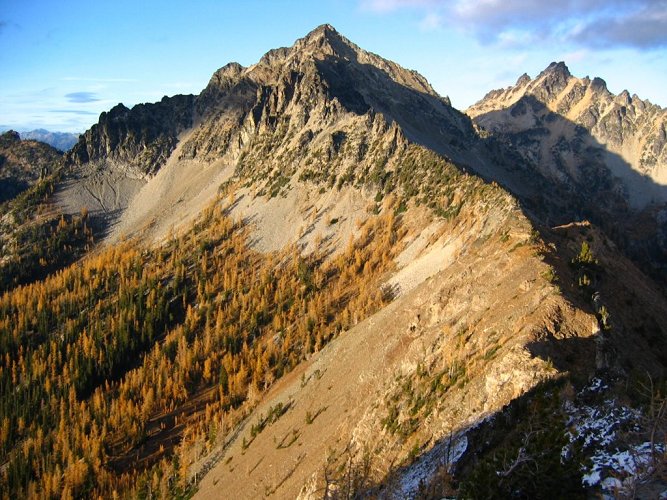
[100,24,495,245]
[0,130,62,203]
[467,62,667,209]
[180,24,474,165]
[66,94,195,177]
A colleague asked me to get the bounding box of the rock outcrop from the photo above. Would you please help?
[0,130,62,203]
[66,94,195,177]
[180,24,476,166]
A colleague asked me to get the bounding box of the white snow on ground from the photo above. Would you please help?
[567,398,639,449]
[586,377,607,393]
[397,434,467,499]
[583,442,664,490]
[565,378,665,498]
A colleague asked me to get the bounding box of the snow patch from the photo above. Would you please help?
[397,434,467,499]
[585,377,608,394]
[565,378,664,497]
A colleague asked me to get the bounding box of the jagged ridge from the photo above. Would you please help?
[66,94,195,176]
[467,61,667,208]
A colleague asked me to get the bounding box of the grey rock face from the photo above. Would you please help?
[66,94,195,177]
[182,24,477,164]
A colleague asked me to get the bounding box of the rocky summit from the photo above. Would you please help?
[58,24,485,239]
[2,25,667,500]
[468,61,667,209]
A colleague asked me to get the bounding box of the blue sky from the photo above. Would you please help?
[1,0,666,133]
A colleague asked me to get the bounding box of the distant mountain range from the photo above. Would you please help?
[467,61,667,209]
[17,128,79,151]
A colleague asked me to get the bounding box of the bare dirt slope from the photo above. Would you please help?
[228,184,373,255]
[106,129,235,243]
[54,160,146,228]
[193,200,596,499]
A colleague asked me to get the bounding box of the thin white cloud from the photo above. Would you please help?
[65,92,100,103]
[360,0,436,13]
[419,12,442,31]
[61,77,138,83]
[495,29,537,48]
[49,109,97,115]
[359,0,667,50]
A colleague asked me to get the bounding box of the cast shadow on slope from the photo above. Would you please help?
[350,378,589,499]
[488,98,667,372]
[477,96,667,288]
[313,43,667,285]
[381,133,667,498]
[473,95,667,224]
[0,178,30,204]
[303,52,667,496]
[376,349,666,498]
[312,44,667,367]
[311,33,477,166]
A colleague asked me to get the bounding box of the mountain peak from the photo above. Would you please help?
[516,73,531,86]
[305,23,339,38]
[591,76,608,92]
[255,25,355,68]
[541,61,571,79]
[207,62,245,87]
[294,23,357,59]
[301,23,345,45]
[249,24,440,104]
[527,61,572,98]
